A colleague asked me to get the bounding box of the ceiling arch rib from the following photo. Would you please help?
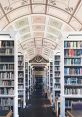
[0,0,82,60]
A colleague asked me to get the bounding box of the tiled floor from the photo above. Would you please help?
[19,78,56,117]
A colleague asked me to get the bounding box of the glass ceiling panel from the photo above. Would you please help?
[32,25,45,31]
[45,33,57,41]
[48,17,63,29]
[34,32,44,37]
[47,26,61,36]
[32,15,46,24]
[15,17,29,29]
[19,26,30,35]
[21,33,32,40]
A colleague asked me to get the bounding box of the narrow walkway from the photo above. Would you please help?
[19,78,56,117]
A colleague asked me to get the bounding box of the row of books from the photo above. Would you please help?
[64,58,81,65]
[50,62,53,65]
[18,61,24,66]
[64,49,82,57]
[18,85,24,89]
[64,68,82,75]
[55,79,60,83]
[65,100,72,107]
[0,81,14,86]
[54,66,60,70]
[55,72,60,76]
[18,79,23,82]
[54,56,60,60]
[0,106,10,110]
[0,41,14,48]
[55,92,60,97]
[64,41,82,48]
[64,78,82,85]
[18,56,23,61]
[0,48,14,54]
[0,88,14,95]
[18,73,24,78]
[0,98,13,106]
[0,72,14,79]
[18,66,24,71]
[54,84,60,89]
[18,91,23,95]
[0,64,14,70]
[54,61,60,65]
[50,66,53,69]
[64,88,82,94]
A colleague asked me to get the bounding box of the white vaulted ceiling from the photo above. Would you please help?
[0,0,82,60]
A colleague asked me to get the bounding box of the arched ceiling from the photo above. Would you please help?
[0,0,82,60]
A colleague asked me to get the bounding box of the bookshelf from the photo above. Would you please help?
[29,65,31,97]
[49,61,54,104]
[61,33,82,117]
[53,53,61,116]
[18,54,25,108]
[25,62,29,103]
[54,54,61,98]
[0,34,18,117]
[47,65,50,91]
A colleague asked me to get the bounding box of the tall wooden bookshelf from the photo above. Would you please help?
[0,34,18,117]
[61,33,82,117]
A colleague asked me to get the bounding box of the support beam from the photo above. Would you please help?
[0,3,10,23]
[68,0,81,24]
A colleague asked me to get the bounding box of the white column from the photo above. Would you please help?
[60,96,65,117]
[60,39,65,117]
[14,39,18,117]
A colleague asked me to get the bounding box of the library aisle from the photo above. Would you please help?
[0,0,82,117]
[19,77,56,117]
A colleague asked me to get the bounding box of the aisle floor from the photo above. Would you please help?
[19,82,56,117]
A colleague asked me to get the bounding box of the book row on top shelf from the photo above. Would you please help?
[0,41,14,48]
[64,41,82,48]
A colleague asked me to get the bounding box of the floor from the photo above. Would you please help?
[19,78,56,117]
